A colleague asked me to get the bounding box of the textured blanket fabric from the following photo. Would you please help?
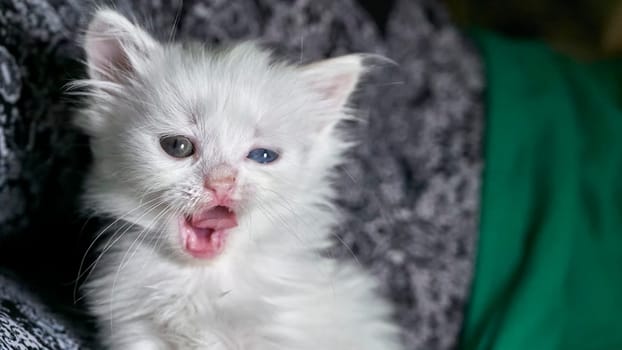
[0,0,484,348]
[0,272,82,350]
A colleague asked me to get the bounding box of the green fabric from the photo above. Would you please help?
[460,31,622,350]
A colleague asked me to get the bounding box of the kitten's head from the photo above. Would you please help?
[76,10,366,262]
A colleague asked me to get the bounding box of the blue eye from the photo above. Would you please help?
[247,148,279,164]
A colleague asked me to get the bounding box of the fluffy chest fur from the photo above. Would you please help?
[87,210,397,349]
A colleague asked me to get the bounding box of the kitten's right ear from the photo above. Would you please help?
[84,9,159,83]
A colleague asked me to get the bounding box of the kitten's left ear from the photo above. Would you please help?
[300,55,367,114]
[84,9,159,83]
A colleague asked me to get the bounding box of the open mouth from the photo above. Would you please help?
[179,205,238,259]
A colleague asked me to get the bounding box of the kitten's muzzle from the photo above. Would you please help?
[204,175,236,205]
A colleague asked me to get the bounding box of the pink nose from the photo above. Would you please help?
[205,176,236,202]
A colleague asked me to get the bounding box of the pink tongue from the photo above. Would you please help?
[182,206,238,259]
[184,227,226,258]
[191,206,237,230]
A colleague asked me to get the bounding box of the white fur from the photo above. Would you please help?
[76,9,402,350]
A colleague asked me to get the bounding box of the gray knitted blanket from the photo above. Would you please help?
[0,0,483,348]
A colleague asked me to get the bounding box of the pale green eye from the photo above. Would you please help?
[160,135,195,158]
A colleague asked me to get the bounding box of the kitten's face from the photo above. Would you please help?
[78,10,364,262]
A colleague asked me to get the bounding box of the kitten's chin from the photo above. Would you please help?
[178,205,238,260]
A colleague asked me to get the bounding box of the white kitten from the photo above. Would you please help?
[75,9,402,350]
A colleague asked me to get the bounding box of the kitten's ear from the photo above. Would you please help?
[84,9,159,83]
[300,55,366,113]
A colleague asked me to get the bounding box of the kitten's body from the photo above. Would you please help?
[77,10,401,350]
[88,217,395,349]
